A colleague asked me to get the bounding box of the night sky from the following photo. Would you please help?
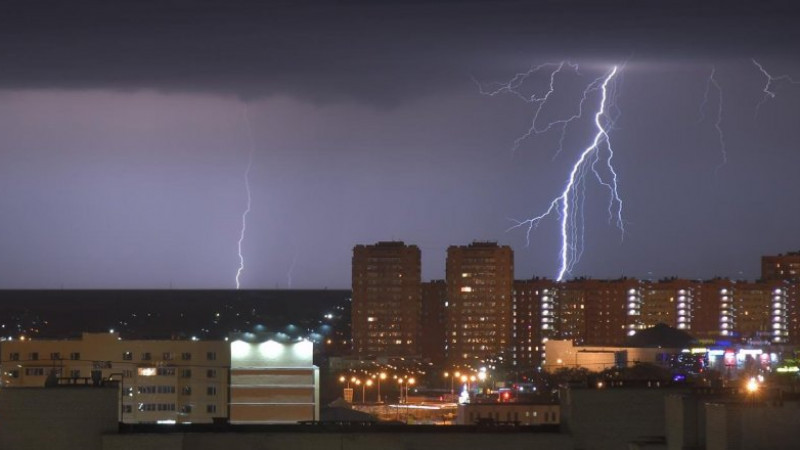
[1,0,799,289]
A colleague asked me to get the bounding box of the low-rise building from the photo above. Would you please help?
[543,339,675,373]
[455,402,559,426]
[0,332,319,425]
[0,332,228,424]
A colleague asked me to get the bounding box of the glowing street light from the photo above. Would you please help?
[377,372,387,403]
[397,378,405,403]
[362,378,372,403]
[746,377,759,394]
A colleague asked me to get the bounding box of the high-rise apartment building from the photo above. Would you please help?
[351,241,422,357]
[691,279,733,341]
[445,242,513,366]
[761,252,800,343]
[580,278,644,346]
[641,279,698,331]
[512,278,553,368]
[762,252,800,281]
[553,280,589,345]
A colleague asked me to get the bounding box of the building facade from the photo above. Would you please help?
[0,332,228,424]
[0,333,320,425]
[641,278,697,331]
[351,241,422,357]
[512,278,552,368]
[445,242,513,366]
[229,337,319,424]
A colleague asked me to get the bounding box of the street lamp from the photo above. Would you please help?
[354,378,362,403]
[365,379,373,403]
[397,378,405,403]
[444,371,458,396]
[746,377,759,404]
[378,372,386,403]
[340,375,355,403]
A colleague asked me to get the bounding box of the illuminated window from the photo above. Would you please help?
[138,367,157,377]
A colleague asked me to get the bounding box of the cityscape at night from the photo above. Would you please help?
[2,0,800,449]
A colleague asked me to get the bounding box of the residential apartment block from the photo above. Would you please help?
[351,241,422,357]
[445,242,513,365]
[351,245,800,369]
[1,332,228,424]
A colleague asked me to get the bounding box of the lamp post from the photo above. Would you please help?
[397,378,405,403]
[365,379,373,403]
[340,375,354,404]
[355,378,362,403]
[444,372,456,396]
[377,373,386,403]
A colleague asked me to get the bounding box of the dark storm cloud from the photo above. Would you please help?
[1,0,799,104]
[3,0,800,289]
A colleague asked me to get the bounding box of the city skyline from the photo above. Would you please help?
[2,1,800,289]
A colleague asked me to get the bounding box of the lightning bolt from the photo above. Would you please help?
[697,66,727,168]
[235,105,255,290]
[474,61,583,157]
[493,65,622,281]
[753,58,800,116]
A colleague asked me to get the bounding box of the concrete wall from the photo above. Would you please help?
[456,403,560,425]
[561,388,677,450]
[665,394,705,450]
[706,401,800,450]
[0,387,118,450]
[104,430,572,450]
